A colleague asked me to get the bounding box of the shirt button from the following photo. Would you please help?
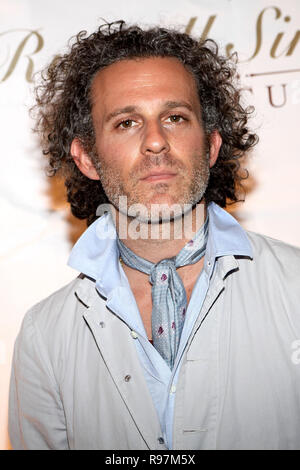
[124,375,131,382]
[170,384,176,394]
[158,437,165,445]
[207,261,211,267]
[131,330,138,339]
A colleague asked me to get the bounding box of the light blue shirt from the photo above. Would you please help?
[68,202,252,449]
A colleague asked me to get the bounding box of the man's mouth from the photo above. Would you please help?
[140,170,177,183]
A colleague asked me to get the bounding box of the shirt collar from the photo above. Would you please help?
[206,202,253,259]
[68,201,253,297]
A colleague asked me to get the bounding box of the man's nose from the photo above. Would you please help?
[141,121,170,156]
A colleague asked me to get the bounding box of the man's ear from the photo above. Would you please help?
[208,130,222,168]
[70,138,100,180]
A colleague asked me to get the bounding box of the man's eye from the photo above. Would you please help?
[118,119,134,129]
[168,115,184,123]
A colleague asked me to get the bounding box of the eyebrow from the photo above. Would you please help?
[104,100,194,123]
[105,106,137,123]
[164,100,193,112]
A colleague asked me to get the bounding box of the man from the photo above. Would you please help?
[9,21,300,450]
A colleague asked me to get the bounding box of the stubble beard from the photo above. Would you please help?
[90,148,210,223]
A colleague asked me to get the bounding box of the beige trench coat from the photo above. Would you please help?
[9,230,300,449]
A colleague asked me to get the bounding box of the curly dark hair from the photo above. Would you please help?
[33,20,258,225]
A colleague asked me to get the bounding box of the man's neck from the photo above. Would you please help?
[115,202,207,263]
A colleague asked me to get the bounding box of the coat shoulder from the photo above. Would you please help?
[236,231,300,335]
[245,230,300,268]
[243,230,300,319]
[22,275,96,334]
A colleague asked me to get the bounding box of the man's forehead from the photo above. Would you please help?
[90,56,199,107]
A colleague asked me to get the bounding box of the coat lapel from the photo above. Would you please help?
[75,277,164,449]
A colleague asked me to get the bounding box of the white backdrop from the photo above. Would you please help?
[0,0,299,449]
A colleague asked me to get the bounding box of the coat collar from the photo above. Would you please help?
[68,202,253,294]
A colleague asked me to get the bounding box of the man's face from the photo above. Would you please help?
[90,57,211,219]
